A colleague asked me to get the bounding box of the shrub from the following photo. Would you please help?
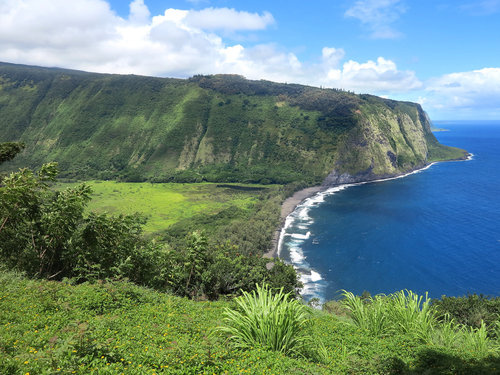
[0,163,168,286]
[461,320,492,358]
[432,294,500,334]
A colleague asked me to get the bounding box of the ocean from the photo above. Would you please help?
[279,121,500,302]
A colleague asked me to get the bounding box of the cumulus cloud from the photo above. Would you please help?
[0,0,420,96]
[0,0,118,50]
[0,0,274,76]
[321,47,346,69]
[345,0,406,39]
[322,57,422,92]
[129,0,150,24]
[424,68,500,116]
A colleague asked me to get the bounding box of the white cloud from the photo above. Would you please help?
[129,0,150,24]
[0,0,118,50]
[0,0,420,96]
[183,8,275,31]
[460,0,500,15]
[322,47,345,68]
[0,0,274,76]
[424,68,500,115]
[318,56,422,93]
[345,0,406,39]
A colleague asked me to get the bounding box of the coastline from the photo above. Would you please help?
[264,153,472,260]
[263,186,324,258]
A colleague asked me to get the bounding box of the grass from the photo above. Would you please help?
[1,272,499,374]
[55,181,272,234]
[217,284,319,358]
[341,290,499,360]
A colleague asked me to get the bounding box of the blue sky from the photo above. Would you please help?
[1,0,499,120]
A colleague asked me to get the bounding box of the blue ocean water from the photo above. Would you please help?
[280,122,500,301]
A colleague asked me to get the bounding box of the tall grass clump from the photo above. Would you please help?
[217,284,322,359]
[342,290,437,342]
[461,320,492,358]
[341,290,389,335]
[387,290,436,342]
[432,314,462,348]
[431,315,498,357]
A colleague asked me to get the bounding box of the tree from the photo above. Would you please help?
[0,142,25,164]
[0,146,167,284]
[0,142,301,299]
[0,162,92,278]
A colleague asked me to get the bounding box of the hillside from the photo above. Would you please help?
[0,62,467,185]
[1,271,498,374]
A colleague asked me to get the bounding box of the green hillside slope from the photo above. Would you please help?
[0,62,467,184]
[1,272,498,374]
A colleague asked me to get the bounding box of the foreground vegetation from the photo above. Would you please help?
[0,147,300,299]
[1,143,498,373]
[1,272,499,374]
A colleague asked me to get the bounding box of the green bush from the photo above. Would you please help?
[387,290,437,343]
[164,233,300,300]
[432,294,500,334]
[341,290,389,336]
[0,163,168,286]
[341,290,500,358]
[0,156,300,299]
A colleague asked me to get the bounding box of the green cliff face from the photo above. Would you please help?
[0,62,467,185]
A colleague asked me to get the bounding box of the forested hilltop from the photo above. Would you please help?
[0,62,466,184]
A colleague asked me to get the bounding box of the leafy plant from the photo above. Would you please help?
[386,290,436,343]
[341,290,389,335]
[0,141,24,164]
[432,314,462,348]
[432,294,500,334]
[0,162,169,286]
[217,284,320,359]
[461,320,495,358]
[342,290,437,342]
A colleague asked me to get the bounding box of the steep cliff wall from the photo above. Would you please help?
[0,62,467,185]
[323,97,467,185]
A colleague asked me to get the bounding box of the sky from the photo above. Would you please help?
[1,0,500,120]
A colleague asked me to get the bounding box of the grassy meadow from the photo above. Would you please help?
[55,181,273,234]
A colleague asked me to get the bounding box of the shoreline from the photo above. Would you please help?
[264,154,472,260]
[264,186,325,258]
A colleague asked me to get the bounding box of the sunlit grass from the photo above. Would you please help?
[1,272,498,374]
[55,180,268,233]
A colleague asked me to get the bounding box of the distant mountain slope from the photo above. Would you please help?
[0,62,467,184]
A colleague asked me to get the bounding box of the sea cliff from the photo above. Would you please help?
[0,62,467,185]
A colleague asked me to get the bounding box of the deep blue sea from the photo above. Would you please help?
[279,121,500,301]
